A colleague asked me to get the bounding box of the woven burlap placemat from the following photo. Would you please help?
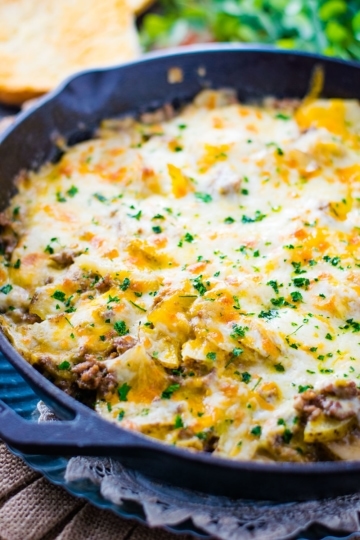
[0,441,190,540]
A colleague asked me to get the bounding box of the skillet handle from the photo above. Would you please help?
[0,398,147,456]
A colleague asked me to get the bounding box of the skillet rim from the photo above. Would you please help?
[2,43,360,479]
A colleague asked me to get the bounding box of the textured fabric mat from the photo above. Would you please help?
[0,442,190,540]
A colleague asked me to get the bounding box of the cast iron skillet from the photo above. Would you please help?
[1,44,360,502]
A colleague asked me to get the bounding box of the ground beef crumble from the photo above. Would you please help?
[294,381,360,421]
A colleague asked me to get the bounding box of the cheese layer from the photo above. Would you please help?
[2,90,360,461]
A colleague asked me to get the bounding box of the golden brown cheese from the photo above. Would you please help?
[2,90,360,462]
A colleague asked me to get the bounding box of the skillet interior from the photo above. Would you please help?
[2,45,360,501]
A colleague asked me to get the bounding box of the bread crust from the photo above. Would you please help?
[0,0,140,105]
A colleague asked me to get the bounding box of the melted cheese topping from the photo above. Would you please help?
[2,90,360,462]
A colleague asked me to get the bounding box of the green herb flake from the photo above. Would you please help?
[94,192,107,203]
[258,309,278,320]
[298,385,313,394]
[118,410,125,421]
[56,191,67,203]
[224,216,235,224]
[129,210,142,220]
[58,360,71,370]
[114,321,129,336]
[250,425,262,437]
[118,382,131,401]
[290,291,303,302]
[206,352,217,361]
[0,284,12,295]
[230,324,249,339]
[161,383,180,399]
[174,415,184,429]
[120,277,130,291]
[267,280,280,294]
[66,185,78,197]
[293,277,310,289]
[51,290,66,302]
[192,275,208,296]
[195,192,212,203]
[274,363,285,372]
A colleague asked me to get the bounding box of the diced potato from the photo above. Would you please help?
[326,436,360,460]
[304,413,354,443]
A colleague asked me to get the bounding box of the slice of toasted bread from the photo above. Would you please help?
[0,0,140,105]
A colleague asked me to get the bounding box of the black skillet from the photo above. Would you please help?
[1,45,360,502]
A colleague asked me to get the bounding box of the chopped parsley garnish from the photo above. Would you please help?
[267,280,280,294]
[241,210,266,223]
[118,410,125,421]
[56,191,66,203]
[258,309,278,320]
[0,284,12,295]
[44,244,54,254]
[120,277,130,291]
[161,383,180,399]
[241,188,249,195]
[283,429,293,444]
[107,295,120,304]
[230,324,248,339]
[274,363,285,372]
[130,300,146,312]
[291,261,307,275]
[66,185,78,197]
[293,277,310,289]
[250,425,262,437]
[325,333,333,340]
[323,255,341,266]
[276,113,291,120]
[129,210,142,220]
[232,347,244,357]
[114,321,129,336]
[174,415,184,428]
[152,225,162,234]
[195,192,212,203]
[51,290,66,302]
[184,232,194,243]
[271,297,285,306]
[241,372,251,383]
[345,319,360,332]
[58,361,71,370]
[192,275,208,296]
[118,382,131,401]
[298,385,313,393]
[206,352,217,361]
[93,192,107,203]
[152,214,165,220]
[290,291,303,302]
[224,216,235,224]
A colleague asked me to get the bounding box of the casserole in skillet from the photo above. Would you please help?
[2,46,360,500]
